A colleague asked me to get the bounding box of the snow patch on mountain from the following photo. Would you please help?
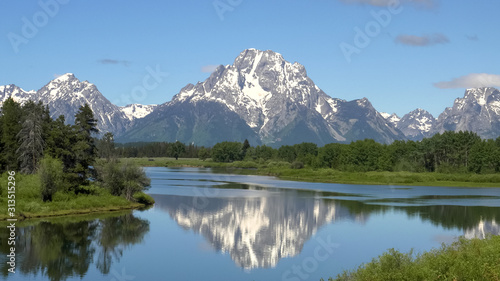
[120,104,157,120]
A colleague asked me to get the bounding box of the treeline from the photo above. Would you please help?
[112,141,199,159]
[0,97,150,203]
[116,131,500,173]
[205,132,500,173]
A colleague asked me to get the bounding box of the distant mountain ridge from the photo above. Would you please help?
[2,50,500,144]
[0,74,156,136]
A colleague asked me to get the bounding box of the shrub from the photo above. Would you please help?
[290,161,304,169]
[38,156,64,202]
[133,192,155,205]
[94,159,151,201]
[198,147,210,161]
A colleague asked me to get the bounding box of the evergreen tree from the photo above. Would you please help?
[17,108,45,174]
[0,97,22,171]
[72,104,99,187]
[97,132,115,161]
[241,139,250,159]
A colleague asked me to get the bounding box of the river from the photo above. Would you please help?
[2,167,500,281]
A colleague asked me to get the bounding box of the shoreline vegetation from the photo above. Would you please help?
[0,99,153,221]
[125,157,500,188]
[323,235,500,281]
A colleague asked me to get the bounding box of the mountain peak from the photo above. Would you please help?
[463,87,499,106]
[53,73,76,83]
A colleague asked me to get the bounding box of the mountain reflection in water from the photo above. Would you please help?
[154,191,364,270]
[154,182,500,270]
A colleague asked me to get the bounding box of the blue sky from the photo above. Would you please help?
[1,0,499,117]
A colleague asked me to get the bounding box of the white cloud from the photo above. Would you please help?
[434,73,500,89]
[201,65,220,73]
[395,33,449,46]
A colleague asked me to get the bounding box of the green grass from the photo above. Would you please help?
[120,157,500,188]
[0,172,143,220]
[326,235,500,281]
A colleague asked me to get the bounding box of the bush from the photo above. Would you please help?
[290,161,304,169]
[266,161,290,169]
[211,141,243,162]
[38,156,64,202]
[198,147,210,161]
[328,236,500,281]
[94,159,151,201]
[133,192,155,205]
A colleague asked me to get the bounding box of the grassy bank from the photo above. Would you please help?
[0,172,148,220]
[122,157,500,188]
[324,235,500,281]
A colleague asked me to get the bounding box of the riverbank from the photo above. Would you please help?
[325,235,500,280]
[0,172,151,221]
[122,157,500,188]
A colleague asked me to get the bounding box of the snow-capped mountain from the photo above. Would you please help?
[0,84,36,105]
[380,112,401,127]
[433,87,500,139]
[396,109,436,140]
[4,53,500,145]
[0,73,156,136]
[35,73,131,135]
[119,103,157,121]
[119,49,405,145]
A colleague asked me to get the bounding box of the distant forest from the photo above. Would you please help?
[113,131,500,174]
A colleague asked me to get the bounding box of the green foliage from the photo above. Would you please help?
[254,145,276,161]
[16,101,46,174]
[278,145,297,163]
[133,192,155,205]
[169,141,186,160]
[291,161,304,169]
[211,141,243,162]
[38,156,64,202]
[198,147,210,161]
[96,132,116,160]
[94,160,151,201]
[241,139,251,159]
[329,236,500,281]
[0,97,23,170]
[72,103,99,187]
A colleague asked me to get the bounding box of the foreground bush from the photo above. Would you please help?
[94,159,151,201]
[38,156,64,202]
[133,192,155,205]
[326,235,500,281]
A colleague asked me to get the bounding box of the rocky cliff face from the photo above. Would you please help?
[432,87,500,139]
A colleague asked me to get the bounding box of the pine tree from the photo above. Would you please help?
[72,104,99,187]
[97,132,115,161]
[0,97,23,171]
[17,108,45,174]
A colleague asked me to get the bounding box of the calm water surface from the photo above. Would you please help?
[2,167,500,281]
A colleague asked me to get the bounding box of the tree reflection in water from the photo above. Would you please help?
[0,213,149,281]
